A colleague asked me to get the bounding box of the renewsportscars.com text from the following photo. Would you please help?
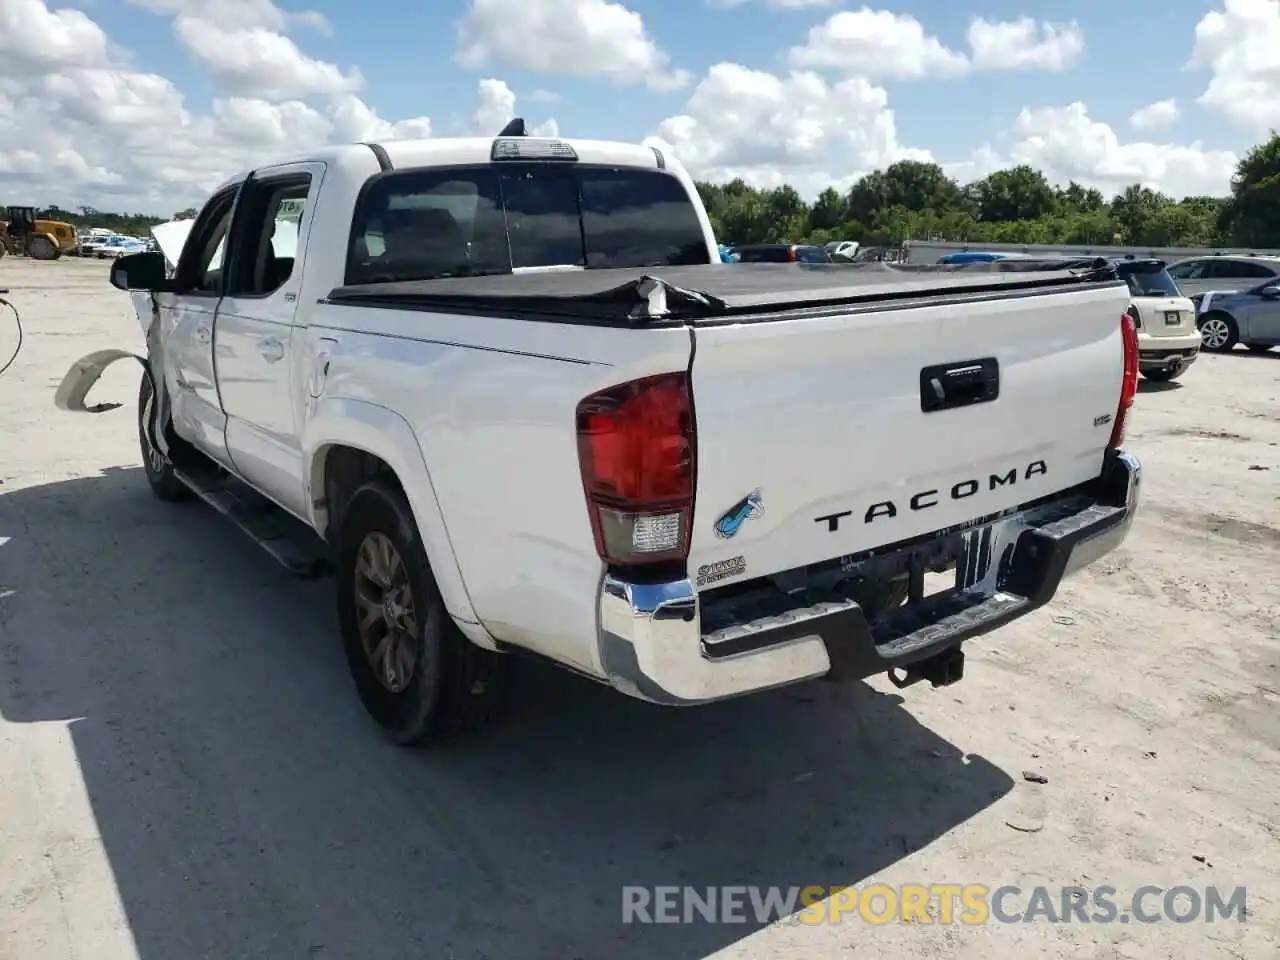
[621,884,1248,926]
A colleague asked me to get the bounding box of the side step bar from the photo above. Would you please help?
[173,465,333,580]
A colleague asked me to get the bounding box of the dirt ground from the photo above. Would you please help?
[0,256,1277,960]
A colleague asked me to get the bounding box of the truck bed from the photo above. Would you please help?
[323,259,1124,325]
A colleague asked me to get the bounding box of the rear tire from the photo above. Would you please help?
[26,235,58,261]
[138,370,191,502]
[1197,312,1238,352]
[1141,366,1183,382]
[336,478,506,746]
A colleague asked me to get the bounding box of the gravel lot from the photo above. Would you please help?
[1,256,1278,960]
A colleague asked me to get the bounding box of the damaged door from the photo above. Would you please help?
[159,185,241,470]
[214,162,323,518]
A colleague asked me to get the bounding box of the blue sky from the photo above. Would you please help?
[5,0,1274,210]
[97,0,1234,151]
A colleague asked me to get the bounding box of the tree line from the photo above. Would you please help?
[6,132,1279,249]
[0,205,183,237]
[698,132,1280,250]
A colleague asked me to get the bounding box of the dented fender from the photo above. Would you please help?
[54,349,147,413]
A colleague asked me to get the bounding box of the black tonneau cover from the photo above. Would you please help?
[324,258,1122,325]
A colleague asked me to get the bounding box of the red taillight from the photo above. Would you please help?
[787,247,797,262]
[1110,311,1139,449]
[576,372,696,567]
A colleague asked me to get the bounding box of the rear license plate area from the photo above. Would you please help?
[843,523,998,612]
[1165,311,1180,325]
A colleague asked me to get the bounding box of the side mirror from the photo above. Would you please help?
[109,251,173,292]
[1260,285,1280,300]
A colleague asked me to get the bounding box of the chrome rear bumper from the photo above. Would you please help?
[596,451,1141,705]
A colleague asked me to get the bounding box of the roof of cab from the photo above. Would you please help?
[214,135,667,194]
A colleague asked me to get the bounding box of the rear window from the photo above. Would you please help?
[1120,264,1181,298]
[345,164,710,285]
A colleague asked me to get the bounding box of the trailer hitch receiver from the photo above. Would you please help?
[887,646,965,689]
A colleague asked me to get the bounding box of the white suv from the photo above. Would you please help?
[1119,259,1200,382]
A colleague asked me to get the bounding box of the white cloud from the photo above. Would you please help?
[790,9,1085,79]
[472,77,516,134]
[1129,99,1179,131]
[0,0,536,212]
[125,0,331,34]
[789,8,968,80]
[0,0,111,69]
[947,103,1236,199]
[0,0,1246,217]
[172,19,362,99]
[1189,0,1280,136]
[708,0,834,8]
[654,62,931,198]
[470,77,560,136]
[456,0,690,91]
[966,17,1083,72]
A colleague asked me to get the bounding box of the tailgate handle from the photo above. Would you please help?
[920,358,999,413]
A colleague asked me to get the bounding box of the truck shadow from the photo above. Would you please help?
[0,467,1013,960]
[1138,378,1183,393]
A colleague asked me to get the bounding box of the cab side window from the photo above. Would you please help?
[225,175,312,297]
[176,187,238,295]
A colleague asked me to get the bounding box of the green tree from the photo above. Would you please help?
[1220,132,1280,247]
[972,166,1057,222]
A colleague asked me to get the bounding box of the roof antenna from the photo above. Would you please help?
[498,117,527,137]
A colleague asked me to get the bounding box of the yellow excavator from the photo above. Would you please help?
[0,206,78,260]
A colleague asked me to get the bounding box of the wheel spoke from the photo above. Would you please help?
[372,628,394,671]
[400,605,417,635]
[356,549,387,588]
[393,629,415,686]
[355,590,382,632]
[375,535,396,584]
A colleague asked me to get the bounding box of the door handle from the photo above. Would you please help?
[195,326,211,344]
[919,357,1000,413]
[258,337,285,363]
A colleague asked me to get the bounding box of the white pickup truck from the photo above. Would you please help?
[56,127,1143,746]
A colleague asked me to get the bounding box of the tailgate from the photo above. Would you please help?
[686,282,1130,585]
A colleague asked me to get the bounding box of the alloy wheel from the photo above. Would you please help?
[1199,316,1232,350]
[353,531,419,693]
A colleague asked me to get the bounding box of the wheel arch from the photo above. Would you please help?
[304,398,494,647]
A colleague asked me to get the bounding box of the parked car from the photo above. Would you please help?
[1193,283,1280,354]
[825,240,859,260]
[1115,259,1200,381]
[1165,254,1280,299]
[936,251,1036,264]
[80,235,147,258]
[54,129,1141,746]
[732,243,831,263]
